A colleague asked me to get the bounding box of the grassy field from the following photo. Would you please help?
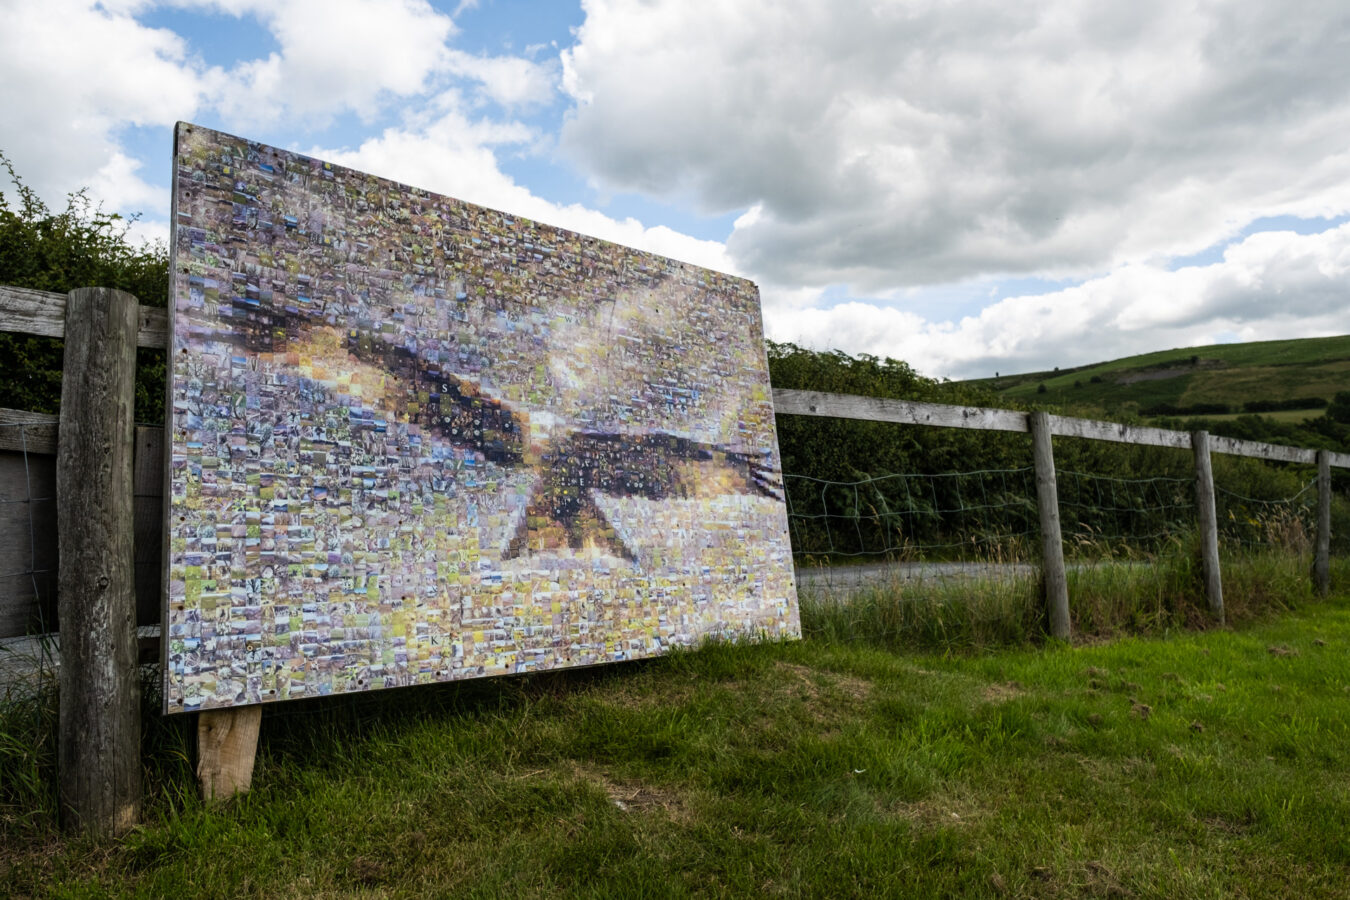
[2,557,1348,898]
[969,334,1350,418]
[1157,408,1323,426]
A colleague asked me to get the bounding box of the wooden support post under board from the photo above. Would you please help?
[1191,431,1225,624]
[1314,450,1331,597]
[57,287,142,836]
[1030,412,1071,640]
[198,707,263,801]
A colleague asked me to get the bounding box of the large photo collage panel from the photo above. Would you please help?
[164,123,799,712]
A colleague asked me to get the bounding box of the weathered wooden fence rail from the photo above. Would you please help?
[773,388,1348,632]
[772,389,1350,467]
[1,282,1347,833]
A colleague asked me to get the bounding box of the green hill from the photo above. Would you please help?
[972,334,1350,421]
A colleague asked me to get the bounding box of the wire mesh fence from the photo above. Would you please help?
[0,423,60,692]
[1215,479,1318,554]
[0,424,57,635]
[785,459,1329,565]
[1058,470,1194,558]
[783,467,1039,561]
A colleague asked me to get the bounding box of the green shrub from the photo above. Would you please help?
[0,152,168,420]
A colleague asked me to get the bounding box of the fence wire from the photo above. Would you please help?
[784,467,1038,560]
[1216,479,1318,553]
[785,463,1327,563]
[0,424,56,634]
[0,424,60,693]
[1057,470,1194,557]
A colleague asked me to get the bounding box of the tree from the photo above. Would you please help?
[1328,391,1350,425]
[0,152,168,418]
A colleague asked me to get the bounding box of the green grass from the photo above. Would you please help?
[2,556,1348,898]
[972,333,1350,418]
[1160,408,1323,425]
[989,333,1350,385]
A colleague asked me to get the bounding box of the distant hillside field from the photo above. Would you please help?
[972,335,1350,420]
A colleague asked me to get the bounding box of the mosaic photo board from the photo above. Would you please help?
[163,123,799,713]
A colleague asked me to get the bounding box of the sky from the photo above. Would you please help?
[2,0,1349,381]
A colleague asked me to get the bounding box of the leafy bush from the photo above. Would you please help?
[0,152,168,420]
[1243,397,1327,414]
[1328,391,1350,425]
[1141,402,1230,417]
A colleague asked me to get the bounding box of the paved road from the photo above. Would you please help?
[795,560,1037,599]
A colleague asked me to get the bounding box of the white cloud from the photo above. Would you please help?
[0,1,546,229]
[315,114,733,273]
[0,0,717,275]
[12,0,1346,386]
[122,215,172,251]
[768,224,1350,379]
[197,0,458,128]
[87,151,169,219]
[444,50,557,109]
[0,0,204,213]
[561,0,1350,291]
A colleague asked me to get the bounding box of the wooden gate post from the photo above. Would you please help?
[1314,450,1331,597]
[57,287,141,835]
[1030,412,1070,640]
[1191,431,1225,624]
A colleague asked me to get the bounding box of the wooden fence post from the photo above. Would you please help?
[1314,450,1331,597]
[1030,412,1071,640]
[1191,431,1225,624]
[57,287,141,836]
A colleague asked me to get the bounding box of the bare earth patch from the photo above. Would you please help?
[768,663,873,732]
[982,681,1025,703]
[568,762,692,822]
[597,678,697,712]
[884,789,986,829]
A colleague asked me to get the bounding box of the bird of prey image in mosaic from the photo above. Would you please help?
[216,293,784,564]
[164,122,799,712]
